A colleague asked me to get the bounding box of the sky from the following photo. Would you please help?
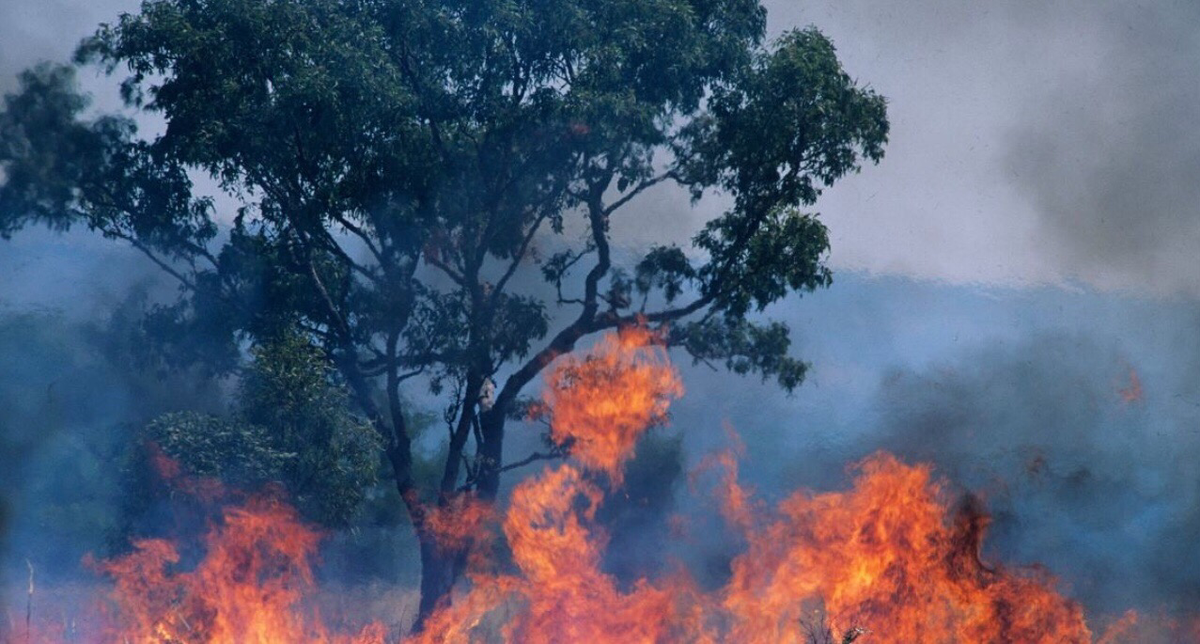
[5,0,1198,296]
[784,0,1200,297]
[2,0,1200,621]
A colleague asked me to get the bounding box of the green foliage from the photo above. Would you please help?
[672,316,809,391]
[678,28,888,209]
[140,332,381,527]
[0,64,216,252]
[143,411,292,480]
[635,246,696,305]
[0,1,890,619]
[0,0,888,523]
[695,207,833,319]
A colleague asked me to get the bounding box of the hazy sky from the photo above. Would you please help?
[773,0,1200,296]
[5,0,1198,298]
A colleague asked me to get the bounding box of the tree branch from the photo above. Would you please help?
[499,449,563,474]
[602,169,679,217]
[425,252,466,286]
[99,226,197,291]
[490,209,548,305]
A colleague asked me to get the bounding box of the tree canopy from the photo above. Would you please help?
[0,0,887,625]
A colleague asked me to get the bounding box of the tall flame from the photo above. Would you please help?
[414,326,1137,643]
[538,325,683,482]
[10,326,1164,642]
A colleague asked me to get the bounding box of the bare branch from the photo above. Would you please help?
[490,209,548,304]
[99,226,197,291]
[331,211,385,266]
[425,252,466,286]
[497,449,563,474]
[602,169,679,217]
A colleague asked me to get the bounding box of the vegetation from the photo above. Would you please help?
[0,0,887,624]
[130,332,381,529]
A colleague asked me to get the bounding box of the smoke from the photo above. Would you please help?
[0,235,231,634]
[1001,1,1200,296]
[754,0,1200,296]
[0,293,226,555]
[865,329,1200,613]
[4,0,1200,631]
[625,276,1200,621]
[0,0,137,101]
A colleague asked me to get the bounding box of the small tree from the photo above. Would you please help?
[0,0,887,625]
[127,331,381,530]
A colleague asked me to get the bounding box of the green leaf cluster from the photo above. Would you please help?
[136,331,381,527]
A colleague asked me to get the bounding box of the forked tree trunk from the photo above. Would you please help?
[412,522,472,632]
[410,410,508,632]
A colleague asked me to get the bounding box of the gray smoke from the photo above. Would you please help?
[5,0,1200,632]
[0,0,137,97]
[863,327,1200,614]
[758,0,1200,296]
[1002,1,1200,296]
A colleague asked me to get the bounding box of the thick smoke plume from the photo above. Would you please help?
[866,329,1200,614]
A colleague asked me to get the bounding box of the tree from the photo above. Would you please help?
[0,0,887,626]
[124,331,382,533]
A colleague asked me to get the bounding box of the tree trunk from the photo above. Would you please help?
[475,408,506,501]
[413,535,453,631]
[411,408,506,630]
[412,525,470,632]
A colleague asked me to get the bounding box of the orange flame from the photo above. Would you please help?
[414,327,1140,643]
[13,466,386,644]
[720,454,1098,643]
[1119,368,1143,405]
[424,494,495,556]
[539,325,682,482]
[12,327,1161,642]
[93,495,384,644]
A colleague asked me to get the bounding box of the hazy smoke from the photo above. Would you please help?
[0,0,137,96]
[5,0,1200,629]
[865,328,1200,613]
[758,0,1200,295]
[1003,1,1200,296]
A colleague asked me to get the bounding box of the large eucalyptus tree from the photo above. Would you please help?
[0,0,887,625]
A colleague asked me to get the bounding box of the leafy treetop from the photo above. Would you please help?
[0,0,887,624]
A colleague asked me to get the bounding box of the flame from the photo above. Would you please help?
[1119,368,1143,404]
[691,426,756,533]
[411,463,709,643]
[538,325,683,482]
[720,454,1097,643]
[93,495,385,644]
[11,327,1165,642]
[424,494,495,556]
[415,327,1141,643]
[14,481,385,643]
[411,326,700,643]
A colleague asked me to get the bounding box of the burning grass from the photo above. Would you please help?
[3,327,1172,643]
